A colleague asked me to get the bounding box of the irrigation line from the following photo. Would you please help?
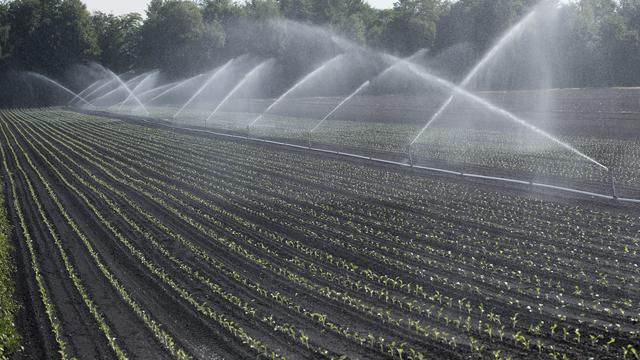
[73,109,640,205]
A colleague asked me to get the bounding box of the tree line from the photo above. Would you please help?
[0,0,639,89]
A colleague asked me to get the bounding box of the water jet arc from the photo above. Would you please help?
[205,59,272,127]
[147,73,207,104]
[409,7,541,146]
[309,80,370,135]
[71,79,107,105]
[174,59,234,119]
[117,71,159,110]
[404,63,608,170]
[82,78,119,103]
[104,70,150,115]
[247,54,345,130]
[137,82,176,102]
[306,49,428,145]
[74,69,134,104]
[91,70,151,114]
[26,72,94,108]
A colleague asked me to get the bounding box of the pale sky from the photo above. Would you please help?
[83,0,396,16]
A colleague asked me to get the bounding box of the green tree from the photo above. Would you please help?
[435,0,538,52]
[279,0,314,22]
[2,0,98,75]
[92,12,142,73]
[620,0,640,32]
[138,0,225,77]
[200,0,244,26]
[383,0,443,55]
[0,2,9,59]
[245,0,281,21]
[575,0,640,86]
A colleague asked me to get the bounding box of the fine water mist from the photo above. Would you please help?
[205,59,274,126]
[24,72,95,108]
[15,5,631,196]
[247,54,345,130]
[403,62,608,170]
[173,59,235,119]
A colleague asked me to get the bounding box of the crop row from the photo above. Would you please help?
[10,111,438,358]
[144,106,640,193]
[2,111,303,359]
[0,135,20,359]
[11,109,637,360]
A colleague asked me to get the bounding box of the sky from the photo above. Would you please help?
[83,0,396,16]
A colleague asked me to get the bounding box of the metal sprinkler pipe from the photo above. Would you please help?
[307,131,312,149]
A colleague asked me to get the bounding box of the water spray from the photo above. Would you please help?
[26,72,95,108]
[248,54,345,130]
[136,82,177,102]
[71,78,107,105]
[409,8,542,146]
[148,73,207,103]
[308,80,370,145]
[174,59,234,120]
[74,68,135,104]
[404,63,609,171]
[205,59,272,128]
[117,71,159,111]
[99,69,150,115]
[82,78,119,103]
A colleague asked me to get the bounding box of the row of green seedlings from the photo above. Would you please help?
[65,106,636,268]
[85,123,632,358]
[102,114,640,358]
[220,147,636,306]
[0,115,192,359]
[172,132,636,330]
[0,123,72,359]
[53,109,640,330]
[0,128,21,358]
[43,111,632,358]
[31,111,640,358]
[0,122,131,358]
[61,106,640,190]
[20,112,440,360]
[42,111,482,358]
[18,111,450,360]
[89,112,636,312]
[136,123,638,358]
[56,114,510,308]
[4,111,296,360]
[58,105,638,246]
[13,109,430,360]
[36,113,584,360]
[48,109,640,320]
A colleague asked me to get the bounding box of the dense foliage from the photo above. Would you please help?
[0,0,639,88]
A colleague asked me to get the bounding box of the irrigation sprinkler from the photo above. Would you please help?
[307,131,312,149]
[609,168,618,200]
[407,145,414,167]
